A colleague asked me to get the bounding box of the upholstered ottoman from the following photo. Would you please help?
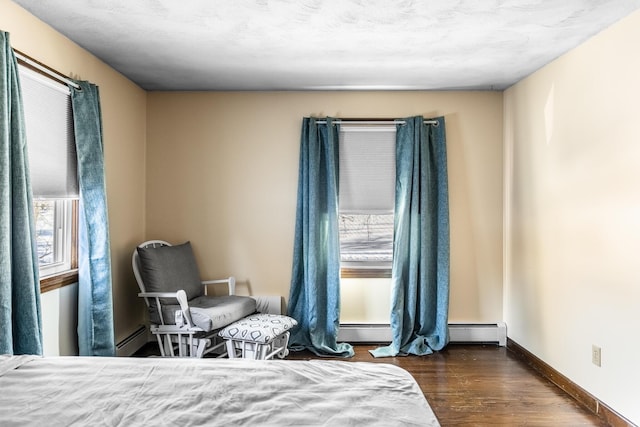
[218,313,297,360]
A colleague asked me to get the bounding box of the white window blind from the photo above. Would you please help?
[19,65,78,198]
[338,125,396,214]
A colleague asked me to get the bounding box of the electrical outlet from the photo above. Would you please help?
[592,345,601,367]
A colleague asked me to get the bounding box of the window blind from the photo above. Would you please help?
[19,65,78,198]
[338,125,395,214]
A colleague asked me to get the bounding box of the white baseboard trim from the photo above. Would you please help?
[338,322,507,346]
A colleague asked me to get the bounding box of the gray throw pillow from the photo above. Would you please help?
[137,241,204,302]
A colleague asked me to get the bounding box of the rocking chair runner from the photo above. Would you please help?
[132,240,256,357]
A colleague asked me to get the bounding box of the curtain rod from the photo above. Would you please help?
[14,50,80,89]
[313,119,439,126]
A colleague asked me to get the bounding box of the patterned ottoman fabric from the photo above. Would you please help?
[219,313,298,344]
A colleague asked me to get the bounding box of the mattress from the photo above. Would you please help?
[0,355,439,426]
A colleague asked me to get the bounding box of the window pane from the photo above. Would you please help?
[33,199,74,277]
[339,213,393,263]
[34,200,56,266]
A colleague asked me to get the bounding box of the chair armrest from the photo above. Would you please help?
[138,291,180,299]
[201,276,236,295]
[176,290,196,328]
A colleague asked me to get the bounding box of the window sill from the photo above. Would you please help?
[341,268,391,279]
[40,269,78,293]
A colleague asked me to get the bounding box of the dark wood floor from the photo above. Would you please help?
[135,343,605,426]
[286,344,605,427]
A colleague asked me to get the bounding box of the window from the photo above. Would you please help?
[33,199,77,278]
[19,62,79,291]
[338,124,396,278]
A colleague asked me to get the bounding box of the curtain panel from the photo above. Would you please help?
[287,117,353,357]
[0,31,43,355]
[371,116,450,357]
[69,81,115,356]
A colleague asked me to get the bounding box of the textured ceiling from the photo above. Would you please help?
[12,0,640,91]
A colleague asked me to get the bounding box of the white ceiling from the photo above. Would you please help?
[12,0,640,91]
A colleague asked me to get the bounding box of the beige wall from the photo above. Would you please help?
[146,90,504,322]
[1,0,148,349]
[340,278,391,323]
[504,10,640,424]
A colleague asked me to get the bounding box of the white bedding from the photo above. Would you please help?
[0,355,439,426]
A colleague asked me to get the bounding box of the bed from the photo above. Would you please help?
[0,355,440,426]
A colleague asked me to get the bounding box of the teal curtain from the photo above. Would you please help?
[0,31,43,355]
[69,81,115,356]
[287,117,353,357]
[371,116,450,357]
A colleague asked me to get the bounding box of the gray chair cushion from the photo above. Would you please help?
[149,295,256,330]
[150,302,182,327]
[137,241,204,302]
[189,295,257,332]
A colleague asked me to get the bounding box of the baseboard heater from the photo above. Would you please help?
[116,325,148,357]
[448,322,507,346]
[338,322,507,346]
[251,295,283,315]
